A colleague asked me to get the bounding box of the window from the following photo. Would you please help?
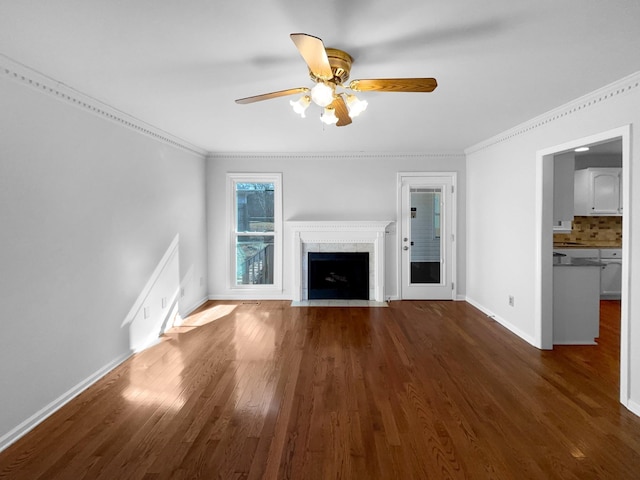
[228,173,282,290]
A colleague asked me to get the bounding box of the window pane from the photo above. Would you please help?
[236,236,274,285]
[410,188,442,284]
[236,183,275,232]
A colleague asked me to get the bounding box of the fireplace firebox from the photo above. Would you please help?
[308,252,369,300]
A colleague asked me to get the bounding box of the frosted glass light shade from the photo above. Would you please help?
[346,94,368,118]
[311,82,335,107]
[290,95,311,117]
[320,106,339,125]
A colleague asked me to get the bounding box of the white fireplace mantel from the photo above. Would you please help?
[288,221,392,302]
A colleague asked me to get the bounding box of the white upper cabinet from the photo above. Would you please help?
[574,168,622,216]
[553,153,575,229]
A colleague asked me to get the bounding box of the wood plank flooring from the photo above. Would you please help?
[1,300,639,479]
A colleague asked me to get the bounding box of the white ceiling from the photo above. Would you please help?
[2,0,640,154]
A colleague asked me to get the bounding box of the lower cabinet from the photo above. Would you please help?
[553,264,600,345]
[600,249,622,299]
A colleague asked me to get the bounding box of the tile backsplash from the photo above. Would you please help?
[554,216,622,246]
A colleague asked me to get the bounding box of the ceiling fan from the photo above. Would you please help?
[235,33,438,127]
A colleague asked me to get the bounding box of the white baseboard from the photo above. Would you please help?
[626,398,640,418]
[208,294,290,301]
[179,295,210,318]
[465,296,538,347]
[0,351,133,453]
[204,294,463,303]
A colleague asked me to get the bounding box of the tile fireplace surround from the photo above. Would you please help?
[288,221,392,302]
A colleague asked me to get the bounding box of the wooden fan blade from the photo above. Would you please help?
[349,78,438,93]
[290,33,332,80]
[330,96,352,127]
[235,87,309,104]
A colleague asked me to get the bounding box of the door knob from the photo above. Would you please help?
[403,246,409,251]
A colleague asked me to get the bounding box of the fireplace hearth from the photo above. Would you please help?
[308,252,369,300]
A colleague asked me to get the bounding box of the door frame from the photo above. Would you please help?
[397,172,457,300]
[535,125,630,407]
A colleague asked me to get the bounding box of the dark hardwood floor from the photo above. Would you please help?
[1,300,638,479]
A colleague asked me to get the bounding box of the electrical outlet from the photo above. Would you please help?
[508,295,515,307]
[162,297,167,309]
[143,306,150,319]
[180,287,185,298]
[199,276,204,286]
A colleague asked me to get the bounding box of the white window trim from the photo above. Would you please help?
[226,173,283,292]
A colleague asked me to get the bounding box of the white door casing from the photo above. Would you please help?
[398,173,457,300]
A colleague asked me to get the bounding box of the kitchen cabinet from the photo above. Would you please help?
[553,259,601,345]
[553,247,622,300]
[600,249,622,299]
[574,168,622,216]
[553,153,575,231]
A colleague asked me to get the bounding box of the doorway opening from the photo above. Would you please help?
[536,125,630,407]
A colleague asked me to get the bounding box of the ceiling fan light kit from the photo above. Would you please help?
[310,82,335,107]
[345,94,368,118]
[235,33,438,127]
[290,95,311,117]
[320,106,339,125]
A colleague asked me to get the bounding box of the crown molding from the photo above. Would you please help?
[208,151,465,160]
[465,71,640,155]
[0,54,207,158]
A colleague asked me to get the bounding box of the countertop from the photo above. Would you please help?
[553,242,621,249]
[553,257,605,267]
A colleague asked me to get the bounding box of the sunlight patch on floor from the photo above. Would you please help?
[122,351,186,410]
[171,303,238,331]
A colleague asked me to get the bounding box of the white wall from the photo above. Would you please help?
[465,72,640,412]
[206,154,466,300]
[0,72,208,448]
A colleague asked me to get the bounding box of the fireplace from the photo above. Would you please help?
[288,220,391,302]
[308,252,369,300]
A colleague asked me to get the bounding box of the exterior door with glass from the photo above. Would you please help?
[400,174,455,300]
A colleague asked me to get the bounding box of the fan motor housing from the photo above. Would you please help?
[309,48,353,85]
